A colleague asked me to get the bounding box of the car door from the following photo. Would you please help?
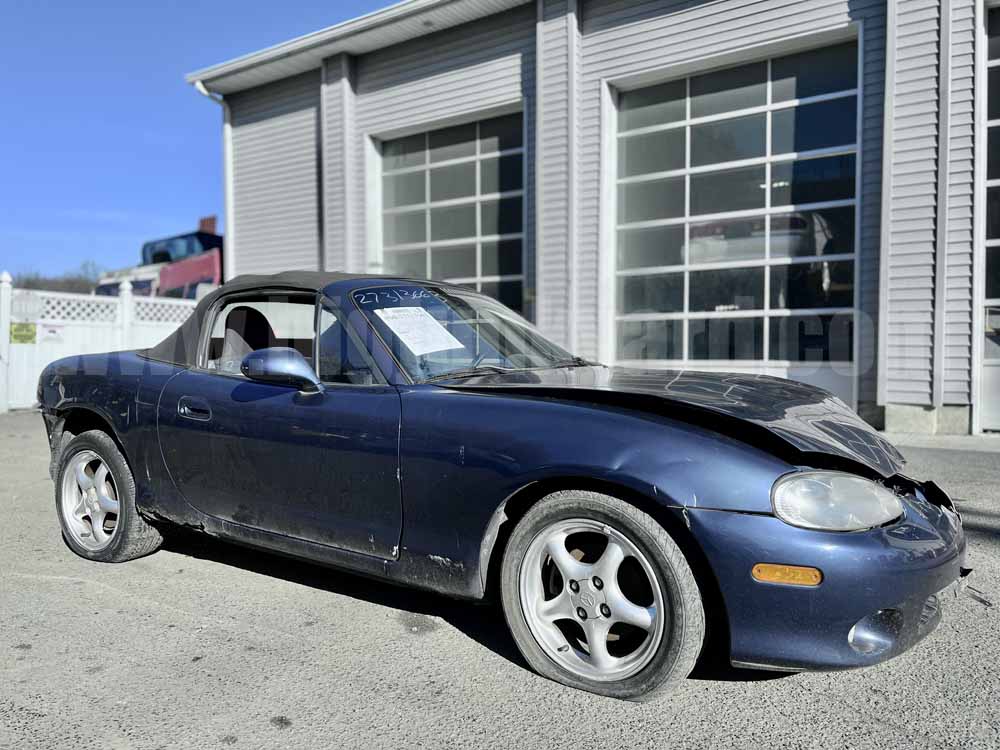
[157,292,402,559]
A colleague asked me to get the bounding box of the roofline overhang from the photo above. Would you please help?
[186,0,531,95]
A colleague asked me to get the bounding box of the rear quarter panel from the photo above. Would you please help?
[398,385,793,596]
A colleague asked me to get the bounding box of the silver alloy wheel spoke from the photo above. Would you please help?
[95,465,119,515]
[593,540,625,584]
[91,512,109,544]
[519,517,666,683]
[545,532,590,582]
[537,590,575,623]
[71,491,88,518]
[606,587,656,630]
[75,463,94,493]
[583,618,616,670]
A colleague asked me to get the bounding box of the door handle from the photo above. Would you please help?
[177,396,212,422]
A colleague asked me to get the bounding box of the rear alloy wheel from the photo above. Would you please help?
[55,430,162,562]
[501,490,704,700]
[61,449,121,552]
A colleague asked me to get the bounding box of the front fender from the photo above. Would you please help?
[397,387,793,597]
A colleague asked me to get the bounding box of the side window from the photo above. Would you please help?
[206,294,316,375]
[317,306,377,385]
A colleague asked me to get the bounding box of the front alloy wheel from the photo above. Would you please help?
[501,490,705,700]
[520,518,665,681]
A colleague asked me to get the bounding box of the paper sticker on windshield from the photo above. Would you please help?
[374,306,465,357]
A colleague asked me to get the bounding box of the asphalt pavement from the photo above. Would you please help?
[2,409,998,749]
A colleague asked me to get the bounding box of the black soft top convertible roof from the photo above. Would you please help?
[143,271,381,367]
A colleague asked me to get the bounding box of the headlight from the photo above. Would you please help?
[772,471,904,532]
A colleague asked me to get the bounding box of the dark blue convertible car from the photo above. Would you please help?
[38,272,968,700]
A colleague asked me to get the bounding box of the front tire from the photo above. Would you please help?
[55,429,162,562]
[500,490,705,700]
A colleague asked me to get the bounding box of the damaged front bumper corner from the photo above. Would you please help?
[686,478,970,673]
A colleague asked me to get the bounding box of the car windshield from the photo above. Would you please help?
[352,285,582,381]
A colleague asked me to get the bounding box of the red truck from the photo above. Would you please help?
[158,248,222,299]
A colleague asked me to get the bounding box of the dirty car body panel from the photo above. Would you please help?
[38,272,967,673]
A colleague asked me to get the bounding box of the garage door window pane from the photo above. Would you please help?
[987,248,1000,300]
[481,196,522,236]
[619,80,686,131]
[690,165,766,215]
[617,320,682,360]
[990,129,1000,181]
[430,162,476,201]
[770,314,853,361]
[618,225,685,269]
[770,260,854,309]
[689,317,763,359]
[689,216,766,263]
[771,155,855,206]
[691,113,766,167]
[479,280,523,312]
[618,273,683,314]
[481,155,523,194]
[480,114,523,153]
[619,177,685,223]
[984,308,1000,359]
[987,188,1000,240]
[383,171,425,209]
[619,129,686,177]
[429,123,477,162]
[691,62,767,118]
[384,249,426,277]
[481,239,522,276]
[990,69,1000,122]
[384,211,426,247]
[431,204,476,241]
[689,267,764,312]
[772,42,857,102]
[991,8,1000,60]
[431,245,476,280]
[771,99,856,155]
[771,207,854,257]
[383,134,425,170]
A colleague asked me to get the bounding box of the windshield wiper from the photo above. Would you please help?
[423,365,514,383]
[547,356,595,368]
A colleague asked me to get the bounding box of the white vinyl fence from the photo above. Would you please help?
[0,272,197,412]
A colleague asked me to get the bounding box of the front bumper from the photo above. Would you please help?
[686,481,967,672]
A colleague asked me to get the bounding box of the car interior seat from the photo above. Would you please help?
[219,306,276,375]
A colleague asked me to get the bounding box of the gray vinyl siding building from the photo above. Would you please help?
[188,0,1000,434]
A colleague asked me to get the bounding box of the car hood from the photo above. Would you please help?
[439,366,905,478]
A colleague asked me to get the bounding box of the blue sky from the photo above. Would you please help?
[1,0,388,278]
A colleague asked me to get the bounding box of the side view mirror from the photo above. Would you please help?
[241,347,324,393]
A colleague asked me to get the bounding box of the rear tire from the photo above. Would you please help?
[55,429,162,562]
[500,490,704,701]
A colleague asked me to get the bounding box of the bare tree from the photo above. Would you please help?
[15,262,105,294]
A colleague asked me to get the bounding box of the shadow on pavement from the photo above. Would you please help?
[161,528,528,669]
[162,529,791,685]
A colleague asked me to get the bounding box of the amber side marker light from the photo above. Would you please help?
[751,563,823,587]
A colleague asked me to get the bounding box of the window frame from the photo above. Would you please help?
[195,288,389,387]
[973,1,1000,433]
[605,33,862,376]
[983,9,1000,320]
[316,296,389,387]
[375,112,527,310]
